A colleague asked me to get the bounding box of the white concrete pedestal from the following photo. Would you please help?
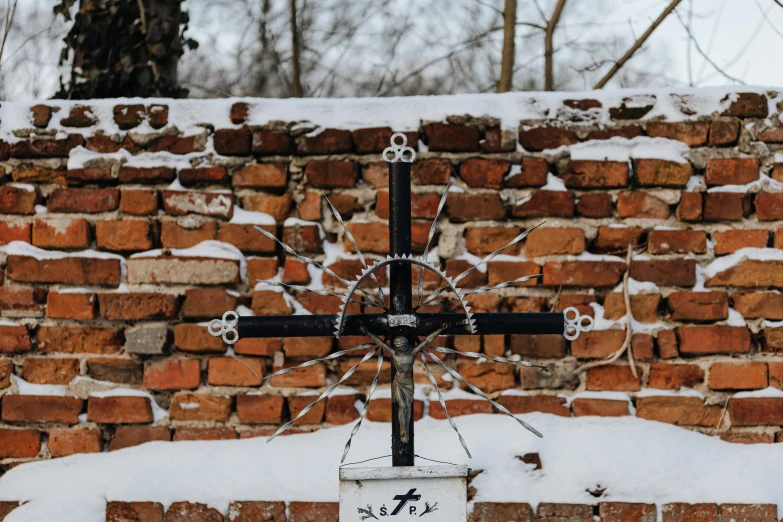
[339,465,468,521]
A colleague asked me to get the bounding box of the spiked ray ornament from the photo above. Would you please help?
[334,255,475,338]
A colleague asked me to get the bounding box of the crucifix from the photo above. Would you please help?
[209,133,593,467]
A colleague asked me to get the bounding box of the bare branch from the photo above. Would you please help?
[289,0,303,97]
[497,0,516,92]
[544,0,567,91]
[594,0,683,89]
[0,0,19,65]
[675,9,746,84]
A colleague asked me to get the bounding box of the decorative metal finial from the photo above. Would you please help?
[208,311,239,344]
[383,132,416,163]
[563,306,594,341]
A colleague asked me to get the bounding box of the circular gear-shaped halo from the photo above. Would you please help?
[334,254,475,338]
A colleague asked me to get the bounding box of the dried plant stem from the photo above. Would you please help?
[570,244,635,377]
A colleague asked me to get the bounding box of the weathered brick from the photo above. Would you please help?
[0,428,40,458]
[22,357,79,384]
[144,359,201,390]
[709,120,739,146]
[106,501,164,522]
[120,189,158,216]
[586,365,641,391]
[677,192,703,222]
[160,221,217,248]
[446,193,506,222]
[706,259,783,288]
[178,167,229,187]
[617,191,669,219]
[637,396,722,426]
[506,158,549,188]
[270,361,326,388]
[0,222,30,245]
[677,326,751,355]
[0,325,32,354]
[12,165,66,184]
[0,286,47,315]
[252,129,293,155]
[573,194,608,219]
[110,426,171,451]
[544,261,626,287]
[174,323,226,353]
[604,293,661,324]
[148,134,204,154]
[513,190,575,218]
[288,502,339,522]
[251,290,291,316]
[722,92,768,118]
[657,330,679,359]
[630,259,696,287]
[647,121,710,146]
[236,394,285,424]
[411,159,451,185]
[37,326,123,354]
[472,502,533,522]
[2,395,82,424]
[87,358,142,384]
[661,503,718,522]
[127,257,240,285]
[562,160,628,188]
[571,330,625,358]
[732,292,783,319]
[214,127,251,156]
[460,159,510,189]
[173,427,237,441]
[304,161,358,188]
[0,185,37,214]
[99,293,178,320]
[465,226,521,256]
[47,188,119,213]
[32,218,90,249]
[48,428,102,457]
[713,229,768,254]
[96,220,153,252]
[519,127,578,151]
[755,193,783,221]
[719,505,776,522]
[591,226,643,254]
[648,363,704,389]
[648,229,707,255]
[10,134,83,158]
[430,397,493,418]
[226,501,285,522]
[219,223,277,253]
[88,396,153,424]
[170,393,231,422]
[162,190,233,219]
[510,334,565,358]
[710,362,768,390]
[705,158,759,186]
[119,167,175,184]
[668,291,728,321]
[296,128,352,154]
[634,159,692,187]
[703,193,751,221]
[423,122,480,152]
[207,357,264,386]
[572,398,630,417]
[525,227,585,257]
[728,397,783,426]
[232,163,287,188]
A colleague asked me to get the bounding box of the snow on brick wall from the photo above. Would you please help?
[0,87,782,498]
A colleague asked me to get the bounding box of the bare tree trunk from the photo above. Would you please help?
[544,0,567,91]
[289,0,303,97]
[593,0,683,89]
[497,0,516,93]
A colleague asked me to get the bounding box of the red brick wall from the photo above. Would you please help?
[0,91,783,474]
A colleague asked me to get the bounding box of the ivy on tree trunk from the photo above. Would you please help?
[54,0,197,99]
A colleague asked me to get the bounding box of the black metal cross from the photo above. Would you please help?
[209,133,591,467]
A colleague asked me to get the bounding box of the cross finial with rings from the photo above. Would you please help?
[383,132,416,163]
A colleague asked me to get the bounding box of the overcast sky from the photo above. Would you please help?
[0,0,781,100]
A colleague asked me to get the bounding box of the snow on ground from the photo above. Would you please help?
[3,414,783,522]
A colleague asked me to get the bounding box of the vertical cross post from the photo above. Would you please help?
[388,160,415,467]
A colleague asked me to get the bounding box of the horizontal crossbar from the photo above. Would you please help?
[237,312,565,338]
